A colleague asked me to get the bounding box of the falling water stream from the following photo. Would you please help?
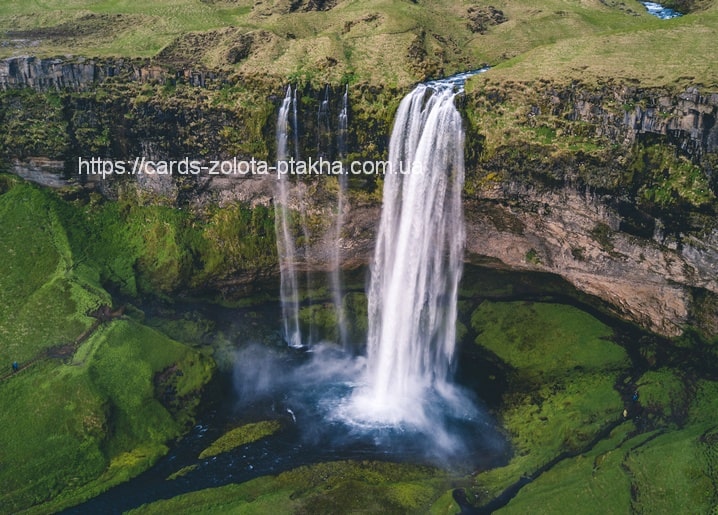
[273,70,490,440]
[342,81,467,429]
[275,86,302,348]
[331,85,350,348]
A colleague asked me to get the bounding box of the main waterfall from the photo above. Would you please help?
[345,81,467,428]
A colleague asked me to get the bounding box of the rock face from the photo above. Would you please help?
[464,183,718,336]
[567,86,718,158]
[450,81,718,338]
[10,157,66,188]
[0,56,216,91]
[1,63,717,338]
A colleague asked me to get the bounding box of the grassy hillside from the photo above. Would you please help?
[0,0,716,86]
[0,177,216,513]
[478,1,718,88]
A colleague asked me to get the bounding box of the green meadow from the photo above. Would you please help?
[1,0,716,87]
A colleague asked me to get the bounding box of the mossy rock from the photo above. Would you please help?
[471,301,627,383]
[130,460,447,514]
[468,301,630,507]
[634,368,691,428]
[198,420,282,460]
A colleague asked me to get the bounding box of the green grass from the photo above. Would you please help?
[635,368,691,426]
[469,1,718,88]
[496,424,636,514]
[0,318,215,514]
[0,179,216,513]
[469,301,630,506]
[0,0,252,57]
[467,301,718,513]
[0,181,107,365]
[497,419,718,514]
[2,0,713,86]
[471,301,626,382]
[54,185,277,297]
[132,460,450,514]
[197,420,282,460]
[0,361,108,511]
[624,425,718,513]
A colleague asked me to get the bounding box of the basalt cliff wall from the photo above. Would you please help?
[1,57,716,338]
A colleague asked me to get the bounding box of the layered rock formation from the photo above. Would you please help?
[1,60,716,338]
[465,183,717,336]
[0,56,216,91]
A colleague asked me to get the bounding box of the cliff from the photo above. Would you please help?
[0,56,218,91]
[1,64,716,339]
[461,80,718,337]
[569,86,718,158]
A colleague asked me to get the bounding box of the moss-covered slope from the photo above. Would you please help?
[0,177,216,513]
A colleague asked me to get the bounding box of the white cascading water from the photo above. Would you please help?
[337,85,349,160]
[275,86,302,348]
[292,87,300,160]
[317,84,331,158]
[346,82,466,427]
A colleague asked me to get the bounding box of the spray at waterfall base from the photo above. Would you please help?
[233,341,507,468]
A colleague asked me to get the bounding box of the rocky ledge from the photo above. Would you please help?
[465,183,717,337]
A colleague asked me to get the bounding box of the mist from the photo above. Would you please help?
[232,341,508,470]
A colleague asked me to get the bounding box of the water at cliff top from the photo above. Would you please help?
[641,1,682,19]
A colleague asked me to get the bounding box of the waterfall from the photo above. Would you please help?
[292,87,300,160]
[275,86,302,348]
[317,85,331,158]
[331,85,349,347]
[337,85,349,161]
[349,82,466,426]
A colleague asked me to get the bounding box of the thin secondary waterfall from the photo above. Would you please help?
[263,70,495,464]
[275,86,302,348]
[331,85,349,347]
[317,85,331,158]
[349,82,466,426]
[292,87,300,160]
[337,85,348,161]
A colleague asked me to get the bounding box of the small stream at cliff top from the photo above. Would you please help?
[640,1,682,19]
